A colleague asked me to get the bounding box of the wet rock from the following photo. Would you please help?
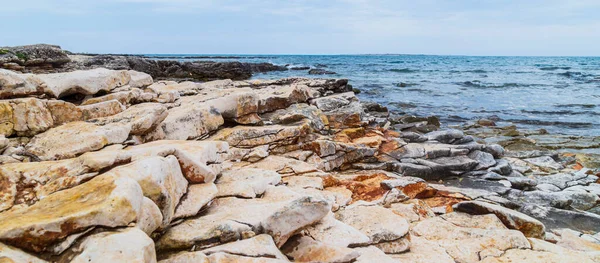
[519,204,600,233]
[454,201,546,238]
[426,129,464,144]
[67,228,155,263]
[468,150,497,170]
[308,69,337,75]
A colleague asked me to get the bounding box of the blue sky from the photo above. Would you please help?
[2,0,600,55]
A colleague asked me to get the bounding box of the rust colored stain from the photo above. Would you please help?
[322,173,392,203]
[379,140,401,154]
[421,197,463,210]
[398,182,428,198]
[573,162,584,171]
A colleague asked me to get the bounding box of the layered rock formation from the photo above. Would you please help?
[0,66,599,262]
[0,44,287,81]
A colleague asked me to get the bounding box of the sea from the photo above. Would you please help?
[149,55,600,136]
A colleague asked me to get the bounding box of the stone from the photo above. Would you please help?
[237,156,321,177]
[107,156,188,227]
[66,228,156,263]
[0,243,47,263]
[390,235,454,263]
[308,69,337,75]
[506,189,598,210]
[353,246,397,263]
[0,69,44,99]
[26,121,131,161]
[144,104,223,141]
[481,238,597,263]
[519,204,600,233]
[454,201,546,238]
[173,183,218,220]
[127,70,153,88]
[255,84,312,113]
[388,199,435,223]
[45,100,83,125]
[78,100,125,120]
[468,150,497,170]
[303,212,370,247]
[180,88,260,124]
[535,171,597,190]
[137,197,163,235]
[215,168,281,198]
[304,140,376,171]
[281,235,359,263]
[0,173,144,252]
[335,203,410,253]
[210,123,310,149]
[524,156,565,171]
[262,103,328,133]
[283,176,323,190]
[81,89,146,106]
[201,234,288,260]
[156,186,329,251]
[36,68,131,98]
[425,129,464,143]
[411,216,531,262]
[9,98,54,137]
[89,103,168,135]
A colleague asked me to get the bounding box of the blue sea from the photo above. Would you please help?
[151,55,600,136]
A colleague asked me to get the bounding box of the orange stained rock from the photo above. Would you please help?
[323,172,392,203]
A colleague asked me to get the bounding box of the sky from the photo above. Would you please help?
[2,0,600,56]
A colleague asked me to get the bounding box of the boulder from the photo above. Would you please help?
[0,174,144,252]
[88,103,168,135]
[156,186,329,251]
[209,123,310,150]
[216,168,281,198]
[454,201,546,238]
[143,104,223,141]
[335,203,410,253]
[0,69,44,99]
[303,212,370,247]
[281,235,359,263]
[36,68,131,98]
[67,228,156,263]
[173,183,218,220]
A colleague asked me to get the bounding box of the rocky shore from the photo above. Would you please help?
[1,46,600,262]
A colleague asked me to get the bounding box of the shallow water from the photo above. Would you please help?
[148,54,600,136]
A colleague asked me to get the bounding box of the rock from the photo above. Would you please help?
[353,246,397,263]
[411,215,531,262]
[303,212,370,247]
[390,235,455,263]
[481,238,597,263]
[507,177,538,190]
[519,204,600,233]
[201,234,288,260]
[144,104,223,141]
[483,144,505,158]
[79,100,125,120]
[37,68,131,98]
[304,140,376,171]
[215,168,281,198]
[281,235,359,263]
[468,150,497,170]
[524,156,565,171]
[289,66,310,70]
[535,171,597,190]
[0,69,44,99]
[88,102,168,135]
[7,98,54,137]
[127,70,153,88]
[26,121,130,161]
[0,173,144,252]
[67,228,156,263]
[108,156,188,227]
[506,189,598,210]
[454,201,546,238]
[388,199,435,223]
[336,203,410,253]
[425,129,464,143]
[262,103,329,133]
[255,84,312,113]
[173,183,218,220]
[210,123,310,150]
[308,69,337,75]
[156,186,329,251]
[0,243,47,263]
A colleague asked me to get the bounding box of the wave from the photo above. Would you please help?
[389,68,417,73]
[393,82,419,87]
[449,69,487,73]
[521,109,600,116]
[506,119,593,128]
[388,61,405,64]
[555,103,597,109]
[456,81,538,89]
[539,66,571,71]
[556,71,594,79]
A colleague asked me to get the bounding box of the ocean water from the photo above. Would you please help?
[150,54,600,136]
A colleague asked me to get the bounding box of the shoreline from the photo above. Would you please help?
[1,44,599,262]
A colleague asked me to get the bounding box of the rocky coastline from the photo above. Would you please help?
[0,44,599,262]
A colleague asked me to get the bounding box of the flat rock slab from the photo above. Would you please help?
[209,123,310,149]
[0,174,144,252]
[36,68,131,98]
[215,168,281,198]
[156,186,329,251]
[173,183,218,220]
[454,201,546,238]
